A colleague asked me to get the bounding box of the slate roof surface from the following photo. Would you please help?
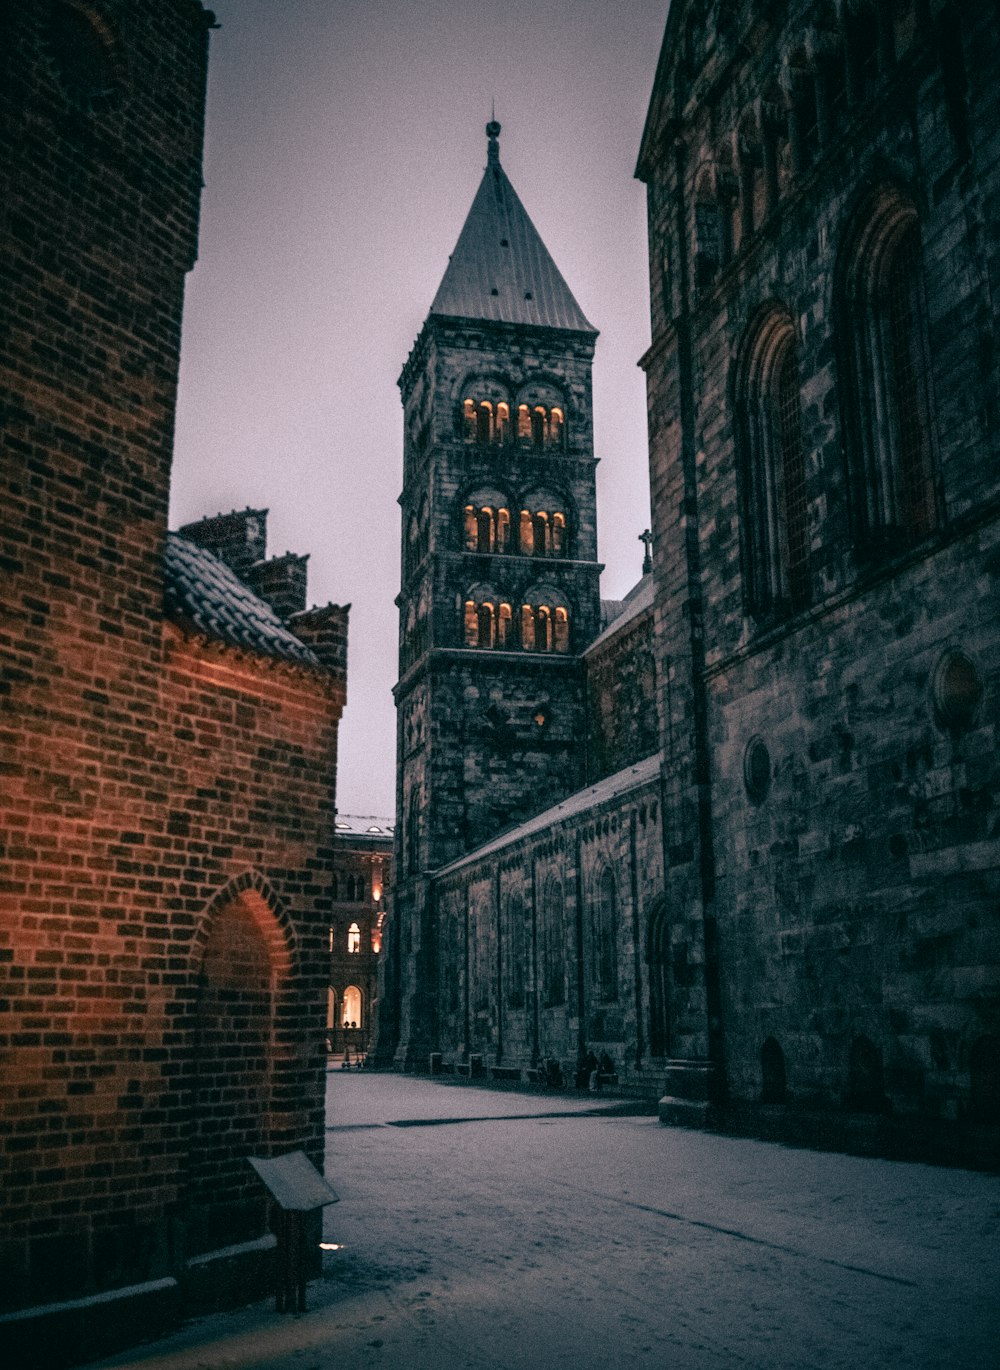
[435,752,662,878]
[588,574,654,654]
[430,135,596,334]
[164,532,319,666]
[334,815,395,840]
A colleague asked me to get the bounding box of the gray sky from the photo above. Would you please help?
[171,0,668,818]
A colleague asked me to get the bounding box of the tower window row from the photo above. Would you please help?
[464,504,567,557]
[462,398,565,451]
[463,596,571,653]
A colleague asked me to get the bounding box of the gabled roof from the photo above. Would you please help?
[429,124,596,335]
[164,532,320,666]
[587,573,655,655]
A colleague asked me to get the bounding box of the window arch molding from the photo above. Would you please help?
[513,380,569,451]
[455,373,514,446]
[835,183,939,557]
[733,303,811,620]
[461,484,514,555]
[520,582,572,654]
[462,582,513,650]
[518,485,574,558]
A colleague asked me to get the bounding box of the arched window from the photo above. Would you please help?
[549,407,565,448]
[595,868,618,1002]
[838,192,937,554]
[464,586,508,649]
[496,508,510,553]
[463,398,477,442]
[497,601,512,648]
[348,922,360,953]
[761,1037,787,1104]
[521,604,535,651]
[477,602,495,648]
[496,402,510,444]
[542,879,565,1006]
[536,605,553,652]
[736,309,811,618]
[520,591,570,652]
[645,901,670,1058]
[517,404,532,443]
[552,512,566,555]
[533,512,549,555]
[327,987,337,1031]
[531,406,546,449]
[519,509,534,555]
[342,985,362,1028]
[505,896,526,1009]
[477,401,493,445]
[477,507,494,553]
[554,606,569,654]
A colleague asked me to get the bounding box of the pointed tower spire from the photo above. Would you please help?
[428,126,596,334]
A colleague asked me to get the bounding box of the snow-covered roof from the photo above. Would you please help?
[435,752,662,879]
[587,574,654,655]
[164,532,319,666]
[334,814,395,842]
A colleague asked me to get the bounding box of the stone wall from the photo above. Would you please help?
[638,0,1000,1129]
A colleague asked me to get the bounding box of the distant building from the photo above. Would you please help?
[0,6,347,1362]
[328,816,393,1060]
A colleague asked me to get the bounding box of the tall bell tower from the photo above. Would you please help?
[391,121,602,1065]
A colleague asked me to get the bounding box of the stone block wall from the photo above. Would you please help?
[638,0,1000,1126]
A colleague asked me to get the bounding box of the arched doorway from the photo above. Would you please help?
[188,887,288,1255]
[646,900,670,1059]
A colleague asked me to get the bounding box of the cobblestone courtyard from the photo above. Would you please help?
[93,1073,999,1370]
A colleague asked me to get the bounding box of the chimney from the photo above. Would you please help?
[245,552,310,621]
[178,508,268,583]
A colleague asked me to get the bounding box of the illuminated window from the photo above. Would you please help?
[537,604,553,652]
[327,987,336,1031]
[521,604,536,651]
[497,602,512,648]
[342,985,362,1028]
[549,408,564,448]
[478,507,494,553]
[552,512,566,554]
[517,403,532,442]
[464,505,478,551]
[519,509,534,555]
[496,507,510,553]
[496,402,510,444]
[347,922,361,954]
[533,511,549,556]
[464,600,479,646]
[554,606,569,653]
[463,398,477,442]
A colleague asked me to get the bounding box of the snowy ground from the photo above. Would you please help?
[93,1072,1000,1370]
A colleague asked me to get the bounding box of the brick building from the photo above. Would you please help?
[636,0,1000,1145]
[0,5,348,1361]
[327,815,393,1061]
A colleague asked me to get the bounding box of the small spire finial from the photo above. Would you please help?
[486,106,501,164]
[639,528,654,575]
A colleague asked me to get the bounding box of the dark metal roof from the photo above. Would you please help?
[429,131,596,334]
[164,532,320,666]
[334,814,395,841]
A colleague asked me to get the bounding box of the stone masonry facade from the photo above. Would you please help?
[637,0,1000,1141]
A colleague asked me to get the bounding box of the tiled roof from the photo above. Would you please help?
[588,574,654,654]
[435,753,662,879]
[334,814,395,840]
[429,133,596,334]
[164,532,319,666]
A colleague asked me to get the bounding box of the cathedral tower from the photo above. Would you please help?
[391,122,602,1064]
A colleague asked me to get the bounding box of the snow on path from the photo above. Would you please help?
[91,1074,1000,1370]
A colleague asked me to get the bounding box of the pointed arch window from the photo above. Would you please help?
[594,868,618,1002]
[736,309,811,619]
[542,878,565,1006]
[838,193,937,555]
[347,922,361,954]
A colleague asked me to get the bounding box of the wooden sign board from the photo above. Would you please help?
[248,1150,340,1211]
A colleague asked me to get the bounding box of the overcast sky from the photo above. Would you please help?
[171,0,669,818]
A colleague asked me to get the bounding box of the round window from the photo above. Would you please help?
[744,735,771,803]
[933,648,983,731]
